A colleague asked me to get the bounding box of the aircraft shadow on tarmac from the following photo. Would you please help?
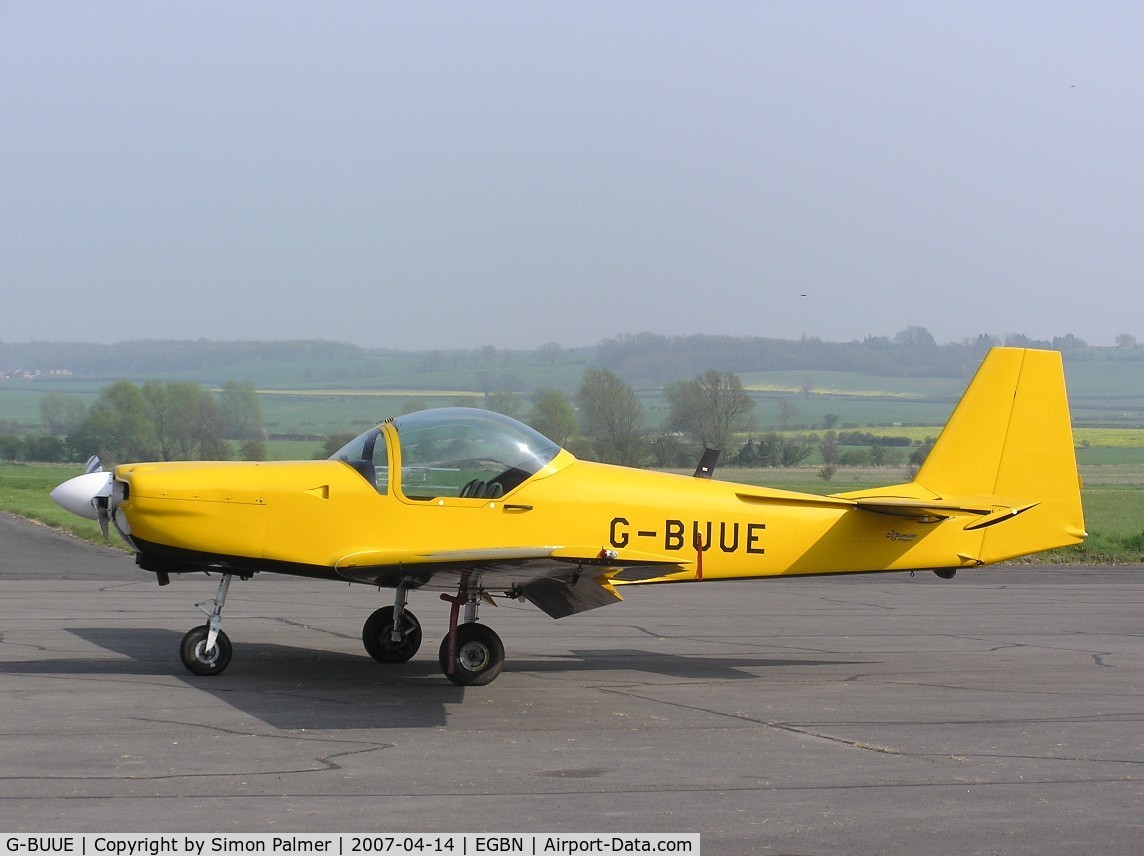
[0,627,862,730]
[509,650,860,681]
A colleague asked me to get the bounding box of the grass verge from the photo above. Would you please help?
[0,463,125,549]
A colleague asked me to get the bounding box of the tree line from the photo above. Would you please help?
[0,381,265,465]
[6,329,1141,387]
[594,329,1111,387]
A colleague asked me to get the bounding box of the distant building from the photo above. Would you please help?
[2,368,74,380]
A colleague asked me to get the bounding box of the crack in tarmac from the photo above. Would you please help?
[596,684,1144,769]
[0,717,394,782]
[266,617,358,641]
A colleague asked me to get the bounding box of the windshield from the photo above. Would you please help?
[392,408,561,500]
[328,426,389,494]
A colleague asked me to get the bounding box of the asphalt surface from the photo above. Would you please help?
[1,511,1143,854]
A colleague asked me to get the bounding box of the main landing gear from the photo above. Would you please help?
[437,588,504,686]
[360,583,505,686]
[362,586,423,663]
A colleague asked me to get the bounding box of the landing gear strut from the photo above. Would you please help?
[439,587,504,686]
[179,573,234,676]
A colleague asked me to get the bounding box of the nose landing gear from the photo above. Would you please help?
[179,573,234,676]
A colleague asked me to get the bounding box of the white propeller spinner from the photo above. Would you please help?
[49,470,113,520]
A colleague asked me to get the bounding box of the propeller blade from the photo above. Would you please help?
[95,497,110,539]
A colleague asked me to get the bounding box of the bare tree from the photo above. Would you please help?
[219,380,264,440]
[578,367,644,465]
[39,392,85,436]
[665,370,754,452]
[535,342,563,365]
[777,398,799,430]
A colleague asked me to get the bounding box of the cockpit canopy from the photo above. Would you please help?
[329,407,562,499]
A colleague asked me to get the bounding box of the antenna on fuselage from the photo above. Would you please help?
[693,448,720,479]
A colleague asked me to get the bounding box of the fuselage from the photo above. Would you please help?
[113,450,1011,588]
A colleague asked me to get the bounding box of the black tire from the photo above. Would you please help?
[362,606,422,663]
[438,623,504,686]
[179,625,232,676]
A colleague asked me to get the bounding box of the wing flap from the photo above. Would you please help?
[521,575,623,619]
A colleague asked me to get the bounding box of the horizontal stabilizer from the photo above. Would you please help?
[851,496,993,519]
[735,491,1000,522]
[735,491,853,510]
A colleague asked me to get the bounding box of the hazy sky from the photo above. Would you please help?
[3,1,1142,350]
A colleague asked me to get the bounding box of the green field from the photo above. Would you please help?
[6,347,1144,437]
[1053,484,1144,563]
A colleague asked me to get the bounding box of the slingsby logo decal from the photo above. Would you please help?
[886,529,919,543]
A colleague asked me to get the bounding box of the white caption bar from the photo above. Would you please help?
[2,835,700,856]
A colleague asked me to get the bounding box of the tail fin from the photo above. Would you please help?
[914,347,1086,562]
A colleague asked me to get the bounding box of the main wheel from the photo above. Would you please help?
[179,625,233,676]
[438,623,504,686]
[362,606,422,663]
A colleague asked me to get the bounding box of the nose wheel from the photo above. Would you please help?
[180,625,233,676]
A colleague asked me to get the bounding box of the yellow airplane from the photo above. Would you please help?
[51,347,1085,686]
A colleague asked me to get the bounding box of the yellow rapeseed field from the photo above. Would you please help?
[766,426,1144,448]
